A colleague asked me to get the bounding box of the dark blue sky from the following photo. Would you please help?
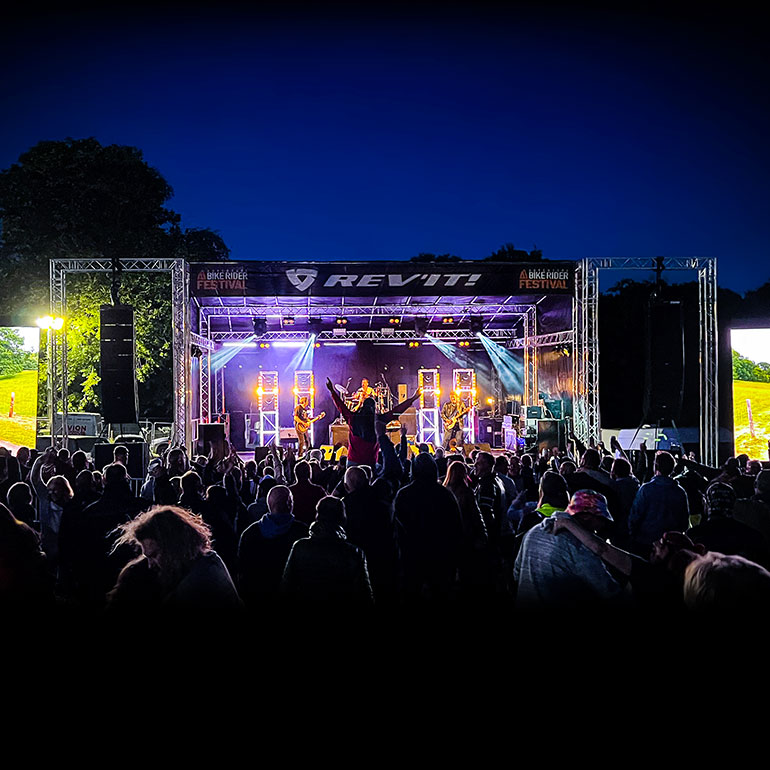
[3,2,768,294]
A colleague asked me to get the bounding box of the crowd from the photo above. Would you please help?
[2,413,770,624]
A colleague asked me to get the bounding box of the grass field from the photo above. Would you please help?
[0,369,39,449]
[733,379,770,459]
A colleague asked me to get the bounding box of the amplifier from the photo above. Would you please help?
[330,424,349,447]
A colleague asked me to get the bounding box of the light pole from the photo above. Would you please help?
[36,315,64,446]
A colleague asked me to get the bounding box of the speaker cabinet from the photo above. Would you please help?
[537,419,565,452]
[478,417,503,448]
[196,423,226,461]
[253,446,271,464]
[397,408,417,436]
[92,441,148,478]
[229,411,246,451]
[99,305,138,424]
[644,299,685,422]
[330,424,349,447]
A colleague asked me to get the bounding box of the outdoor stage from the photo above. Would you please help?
[188,259,576,459]
[44,256,720,465]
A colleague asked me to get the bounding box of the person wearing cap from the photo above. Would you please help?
[140,458,164,502]
[687,482,769,568]
[628,451,690,559]
[551,517,706,612]
[513,489,626,610]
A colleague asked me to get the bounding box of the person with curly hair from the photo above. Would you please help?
[106,505,242,613]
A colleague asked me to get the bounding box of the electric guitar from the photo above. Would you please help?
[443,402,471,430]
[294,411,325,433]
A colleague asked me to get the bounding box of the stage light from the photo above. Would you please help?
[257,386,264,396]
[389,317,400,325]
[409,341,420,348]
[487,397,495,405]
[442,316,454,324]
[36,315,65,330]
[414,318,429,336]
[336,317,348,325]
[314,342,321,348]
[284,316,295,325]
[470,317,484,335]
[253,318,267,335]
[293,387,299,395]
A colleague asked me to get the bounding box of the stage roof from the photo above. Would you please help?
[191,260,575,339]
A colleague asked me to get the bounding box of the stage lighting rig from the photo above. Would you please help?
[414,318,429,336]
[470,317,484,335]
[253,318,267,336]
[284,316,295,326]
[336,317,348,326]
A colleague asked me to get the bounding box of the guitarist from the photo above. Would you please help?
[293,397,324,456]
[442,392,470,450]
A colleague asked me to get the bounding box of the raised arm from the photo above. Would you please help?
[381,388,421,422]
[326,377,353,422]
[552,515,633,576]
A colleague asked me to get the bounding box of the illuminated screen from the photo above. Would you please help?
[0,327,41,452]
[731,327,770,459]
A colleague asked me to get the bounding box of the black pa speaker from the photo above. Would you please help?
[92,441,149,479]
[254,446,272,464]
[196,423,226,462]
[644,299,685,422]
[100,304,138,424]
[229,411,246,451]
[537,419,564,452]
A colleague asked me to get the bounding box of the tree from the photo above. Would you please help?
[0,328,37,376]
[484,243,543,261]
[409,252,463,262]
[0,137,230,419]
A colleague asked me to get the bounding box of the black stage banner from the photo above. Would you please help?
[191,260,576,298]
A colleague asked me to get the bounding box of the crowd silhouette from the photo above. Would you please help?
[3,409,770,631]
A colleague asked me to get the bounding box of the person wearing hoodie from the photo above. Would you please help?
[394,452,464,604]
[281,495,373,606]
[237,485,308,610]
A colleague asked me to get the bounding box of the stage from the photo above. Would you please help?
[188,259,576,458]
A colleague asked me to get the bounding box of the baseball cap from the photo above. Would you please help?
[565,489,613,522]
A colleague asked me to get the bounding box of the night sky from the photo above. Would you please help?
[3,2,768,295]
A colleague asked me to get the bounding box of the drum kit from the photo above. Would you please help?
[334,379,393,413]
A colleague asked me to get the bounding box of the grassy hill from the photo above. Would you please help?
[0,369,39,449]
[733,379,770,459]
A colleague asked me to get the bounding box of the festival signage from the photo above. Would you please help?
[191,260,576,298]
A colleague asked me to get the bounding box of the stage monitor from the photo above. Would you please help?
[0,326,41,453]
[731,327,770,459]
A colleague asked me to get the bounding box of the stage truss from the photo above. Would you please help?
[47,257,717,464]
[573,257,718,465]
[48,258,189,447]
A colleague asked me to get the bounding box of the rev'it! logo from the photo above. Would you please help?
[285,268,318,291]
